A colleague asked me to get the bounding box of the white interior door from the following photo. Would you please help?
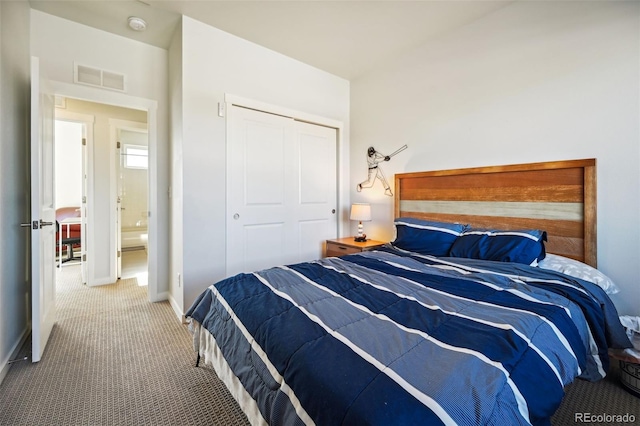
[29,56,56,363]
[116,130,123,279]
[227,106,337,276]
[294,121,338,261]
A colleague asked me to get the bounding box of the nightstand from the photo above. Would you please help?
[325,237,386,258]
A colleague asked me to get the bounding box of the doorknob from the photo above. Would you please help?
[331,209,336,214]
[20,220,52,229]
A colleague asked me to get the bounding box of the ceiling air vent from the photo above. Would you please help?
[74,63,126,92]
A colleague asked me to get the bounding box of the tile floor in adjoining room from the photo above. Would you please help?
[121,249,148,286]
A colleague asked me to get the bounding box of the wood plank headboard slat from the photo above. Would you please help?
[401,185,585,203]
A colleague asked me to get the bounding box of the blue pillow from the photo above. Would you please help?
[391,218,467,256]
[449,229,547,265]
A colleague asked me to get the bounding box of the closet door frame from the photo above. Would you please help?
[224,94,348,274]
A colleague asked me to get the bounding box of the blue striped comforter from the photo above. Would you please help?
[186,247,630,426]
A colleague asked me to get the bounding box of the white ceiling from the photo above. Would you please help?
[29,0,513,80]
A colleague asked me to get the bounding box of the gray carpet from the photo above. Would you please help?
[552,362,640,425]
[1,265,638,425]
[0,265,249,426]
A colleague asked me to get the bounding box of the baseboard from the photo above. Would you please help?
[90,277,117,287]
[0,328,30,385]
[154,291,168,302]
[168,293,186,324]
[122,246,146,252]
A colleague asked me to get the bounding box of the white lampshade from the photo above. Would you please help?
[350,203,371,222]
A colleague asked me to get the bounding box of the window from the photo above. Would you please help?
[124,144,148,169]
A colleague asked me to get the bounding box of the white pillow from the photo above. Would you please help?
[537,253,620,295]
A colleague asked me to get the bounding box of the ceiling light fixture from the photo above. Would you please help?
[128,16,147,32]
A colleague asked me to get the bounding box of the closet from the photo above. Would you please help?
[227,106,338,276]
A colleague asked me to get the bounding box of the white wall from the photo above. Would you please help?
[351,1,640,316]
[54,121,83,208]
[30,10,170,296]
[0,0,31,384]
[168,21,184,315]
[172,16,350,314]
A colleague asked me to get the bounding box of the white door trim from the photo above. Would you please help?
[224,94,348,238]
[224,94,344,128]
[50,81,160,302]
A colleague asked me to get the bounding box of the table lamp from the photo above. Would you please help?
[350,203,371,242]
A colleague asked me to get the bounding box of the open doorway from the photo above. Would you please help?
[115,123,149,286]
[54,118,86,283]
[54,98,149,292]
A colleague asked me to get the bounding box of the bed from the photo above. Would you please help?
[186,159,631,426]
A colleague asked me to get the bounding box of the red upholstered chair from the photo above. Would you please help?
[56,207,81,265]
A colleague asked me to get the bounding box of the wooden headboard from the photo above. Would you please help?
[394,159,597,267]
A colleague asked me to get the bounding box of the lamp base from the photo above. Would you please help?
[354,235,367,242]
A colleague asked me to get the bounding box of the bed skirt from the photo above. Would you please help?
[190,320,267,426]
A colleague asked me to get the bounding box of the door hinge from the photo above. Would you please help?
[82,254,86,262]
[82,196,87,204]
[82,138,86,146]
[117,251,121,258]
[117,141,121,149]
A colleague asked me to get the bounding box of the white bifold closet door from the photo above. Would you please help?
[227,105,338,277]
